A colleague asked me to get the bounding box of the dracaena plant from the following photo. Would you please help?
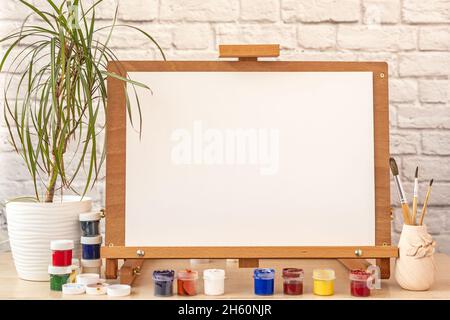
[1,0,164,202]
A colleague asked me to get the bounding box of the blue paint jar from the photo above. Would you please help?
[254,268,275,295]
[81,235,102,260]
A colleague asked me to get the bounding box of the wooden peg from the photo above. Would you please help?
[219,44,280,61]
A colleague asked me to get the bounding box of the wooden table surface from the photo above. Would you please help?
[1,252,449,300]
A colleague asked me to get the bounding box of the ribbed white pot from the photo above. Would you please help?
[6,196,91,281]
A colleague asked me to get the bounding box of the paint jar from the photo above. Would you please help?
[50,240,73,267]
[86,283,109,295]
[313,269,335,296]
[81,258,102,274]
[81,235,102,260]
[254,268,275,295]
[153,270,175,297]
[76,273,101,286]
[350,269,372,297]
[203,269,226,296]
[48,265,72,291]
[79,211,101,237]
[177,270,198,296]
[282,268,304,295]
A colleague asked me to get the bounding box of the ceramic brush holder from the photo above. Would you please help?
[394,224,435,291]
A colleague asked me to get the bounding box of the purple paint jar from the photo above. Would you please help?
[153,270,175,297]
[81,235,102,260]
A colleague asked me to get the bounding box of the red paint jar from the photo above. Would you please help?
[51,240,74,267]
[349,269,371,297]
[177,270,198,296]
[282,268,304,295]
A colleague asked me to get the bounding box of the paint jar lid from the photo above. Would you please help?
[79,211,101,222]
[50,239,74,251]
[62,283,86,295]
[282,268,304,279]
[313,269,335,281]
[152,270,175,281]
[76,273,100,285]
[48,265,72,275]
[177,269,199,280]
[80,235,102,245]
[86,282,109,295]
[107,284,131,297]
[349,269,371,281]
[203,269,225,280]
[254,268,275,280]
[81,258,102,267]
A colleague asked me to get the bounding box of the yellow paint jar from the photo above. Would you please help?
[313,269,335,296]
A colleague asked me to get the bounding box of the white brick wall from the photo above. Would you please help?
[1,0,449,254]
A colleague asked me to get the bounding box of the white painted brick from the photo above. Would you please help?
[422,132,450,155]
[173,24,211,50]
[216,24,296,49]
[281,0,360,22]
[112,49,157,60]
[403,156,450,182]
[94,23,173,50]
[0,152,31,182]
[283,51,358,61]
[298,25,336,49]
[160,0,239,22]
[390,104,398,127]
[240,0,279,22]
[419,27,450,51]
[403,0,450,24]
[434,234,450,255]
[358,53,398,76]
[390,131,421,154]
[419,80,448,103]
[0,0,31,20]
[338,26,417,51]
[169,50,219,60]
[363,0,401,24]
[399,53,450,77]
[397,103,450,129]
[389,78,417,102]
[118,0,158,21]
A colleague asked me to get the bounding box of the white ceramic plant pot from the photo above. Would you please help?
[394,224,435,291]
[6,196,91,281]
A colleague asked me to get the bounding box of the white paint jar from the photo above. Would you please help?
[203,269,225,296]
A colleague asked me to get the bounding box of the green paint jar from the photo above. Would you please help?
[48,266,72,291]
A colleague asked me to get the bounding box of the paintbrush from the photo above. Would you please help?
[419,179,433,226]
[412,166,419,225]
[389,157,411,225]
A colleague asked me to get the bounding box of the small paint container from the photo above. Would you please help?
[177,269,199,296]
[76,273,101,286]
[254,268,275,295]
[153,270,175,297]
[50,240,73,267]
[313,269,335,296]
[48,265,72,291]
[86,282,109,295]
[350,269,372,297]
[81,235,102,260]
[68,264,80,283]
[282,268,304,295]
[107,284,131,297]
[203,269,226,296]
[81,258,102,274]
[79,211,101,237]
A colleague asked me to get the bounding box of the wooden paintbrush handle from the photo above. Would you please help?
[402,204,411,225]
[412,198,418,225]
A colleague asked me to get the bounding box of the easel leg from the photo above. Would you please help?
[105,259,118,279]
[377,258,390,279]
[119,259,145,286]
[239,258,259,268]
[338,259,371,272]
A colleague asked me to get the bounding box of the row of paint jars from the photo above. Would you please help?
[153,269,226,297]
[151,268,374,297]
[49,240,80,291]
[79,212,102,274]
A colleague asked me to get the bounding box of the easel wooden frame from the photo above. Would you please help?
[103,46,397,284]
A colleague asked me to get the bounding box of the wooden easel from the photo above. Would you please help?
[103,44,397,285]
